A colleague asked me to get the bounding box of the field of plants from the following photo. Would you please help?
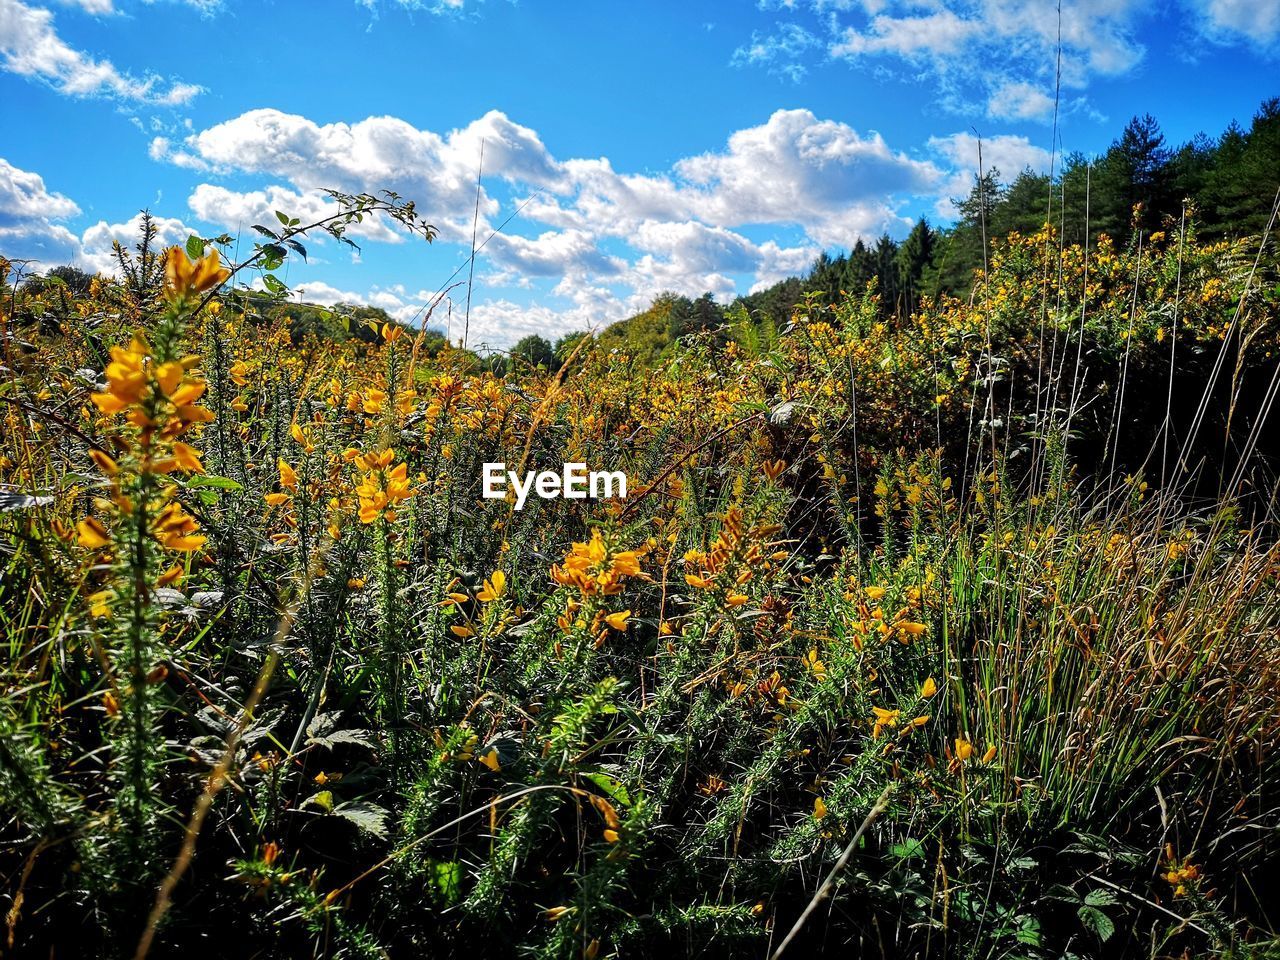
[2,192,1280,959]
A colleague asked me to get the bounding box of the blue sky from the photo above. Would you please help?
[1,0,1278,348]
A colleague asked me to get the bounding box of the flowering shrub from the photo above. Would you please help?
[1,218,1278,959]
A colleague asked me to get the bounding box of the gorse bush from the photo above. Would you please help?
[1,197,1279,960]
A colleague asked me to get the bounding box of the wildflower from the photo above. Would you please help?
[77,517,111,550]
[88,590,114,618]
[478,748,501,772]
[544,906,573,922]
[865,585,886,600]
[476,570,506,602]
[813,797,828,819]
[604,610,631,631]
[156,563,184,587]
[89,449,119,475]
[954,737,974,761]
[163,245,230,302]
[355,451,415,524]
[152,501,206,552]
[920,677,938,698]
[278,459,298,490]
[871,706,901,737]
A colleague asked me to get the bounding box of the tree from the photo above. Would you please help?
[510,334,557,371]
[896,219,936,308]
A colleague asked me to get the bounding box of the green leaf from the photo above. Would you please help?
[427,859,462,906]
[275,210,291,226]
[1084,888,1118,908]
[185,235,206,260]
[333,800,389,840]
[890,838,925,860]
[184,475,243,492]
[582,772,631,806]
[1078,905,1115,942]
[1014,916,1042,946]
[303,790,334,813]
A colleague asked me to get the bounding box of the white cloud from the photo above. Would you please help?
[0,0,202,103]
[1188,0,1280,50]
[928,131,1054,216]
[830,9,982,60]
[986,81,1057,121]
[162,106,1027,346]
[464,298,610,349]
[485,228,626,279]
[732,22,822,81]
[174,108,561,242]
[187,183,406,244]
[744,0,1148,119]
[56,0,114,13]
[79,211,196,274]
[0,156,81,265]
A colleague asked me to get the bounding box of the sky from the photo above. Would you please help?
[1,0,1278,350]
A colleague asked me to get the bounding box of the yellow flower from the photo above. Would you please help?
[871,706,901,737]
[278,459,298,490]
[89,449,119,475]
[476,570,506,602]
[152,501,206,552]
[92,336,149,414]
[813,797,828,819]
[171,442,204,474]
[954,738,974,761]
[604,610,631,631]
[865,585,886,600]
[478,748,501,772]
[163,245,230,302]
[920,677,938,698]
[77,517,111,549]
[156,563,184,587]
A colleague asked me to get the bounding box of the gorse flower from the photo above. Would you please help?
[353,449,416,524]
[163,244,230,303]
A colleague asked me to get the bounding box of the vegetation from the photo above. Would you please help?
[2,107,1280,960]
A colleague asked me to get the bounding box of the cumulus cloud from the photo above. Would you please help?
[154,104,975,345]
[0,0,202,103]
[928,131,1055,216]
[0,156,81,264]
[1188,0,1280,51]
[987,81,1058,121]
[187,183,406,244]
[79,210,196,274]
[170,108,569,242]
